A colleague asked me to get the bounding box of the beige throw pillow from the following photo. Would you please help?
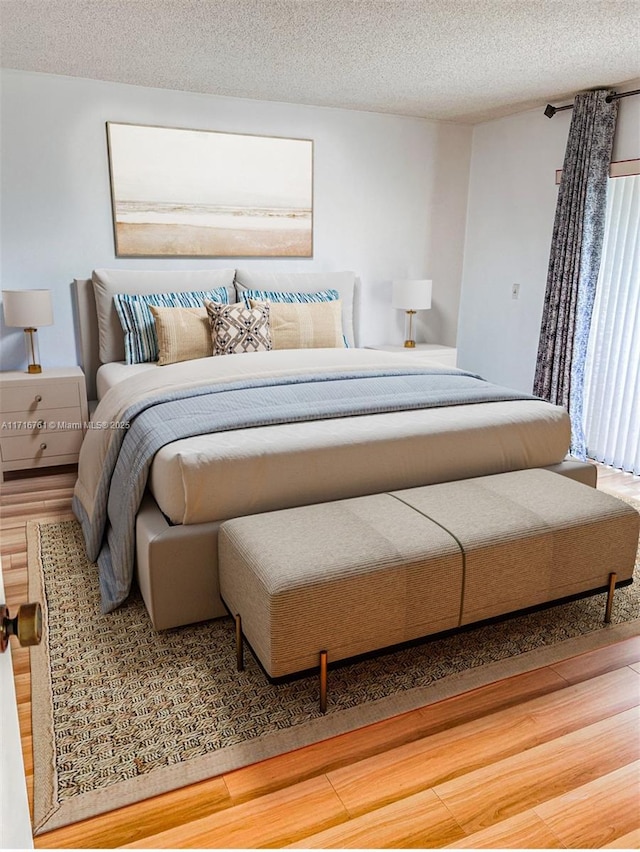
[149,305,212,365]
[249,299,345,350]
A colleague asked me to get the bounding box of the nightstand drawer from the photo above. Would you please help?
[0,381,81,413]
[0,429,84,463]
[1,407,85,436]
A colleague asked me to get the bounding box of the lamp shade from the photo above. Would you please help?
[2,290,53,328]
[392,279,432,311]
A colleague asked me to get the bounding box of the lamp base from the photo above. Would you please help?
[23,328,43,374]
[402,310,417,349]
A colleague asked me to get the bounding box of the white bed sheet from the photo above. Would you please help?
[96,361,158,400]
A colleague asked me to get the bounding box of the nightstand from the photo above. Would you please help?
[0,367,89,480]
[367,344,458,368]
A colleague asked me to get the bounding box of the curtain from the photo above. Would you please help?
[583,175,640,474]
[533,89,618,459]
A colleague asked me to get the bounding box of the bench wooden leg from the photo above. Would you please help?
[235,614,244,671]
[319,650,328,713]
[605,572,617,623]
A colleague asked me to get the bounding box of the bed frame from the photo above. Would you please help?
[72,277,597,631]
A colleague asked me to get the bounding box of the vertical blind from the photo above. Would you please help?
[583,174,640,474]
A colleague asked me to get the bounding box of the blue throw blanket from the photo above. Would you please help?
[73,368,537,613]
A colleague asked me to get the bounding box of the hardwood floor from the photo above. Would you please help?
[2,463,639,849]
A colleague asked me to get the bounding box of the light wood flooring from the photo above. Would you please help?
[1,463,639,849]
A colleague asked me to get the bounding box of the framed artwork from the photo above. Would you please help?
[106,122,313,258]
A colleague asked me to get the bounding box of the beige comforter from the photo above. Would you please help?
[74,348,571,527]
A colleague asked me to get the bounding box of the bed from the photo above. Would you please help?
[72,268,579,630]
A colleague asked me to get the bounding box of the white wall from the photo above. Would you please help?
[0,70,472,370]
[458,80,640,392]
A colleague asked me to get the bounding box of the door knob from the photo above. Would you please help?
[0,603,42,652]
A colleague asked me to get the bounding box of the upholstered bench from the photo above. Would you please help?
[218,469,639,710]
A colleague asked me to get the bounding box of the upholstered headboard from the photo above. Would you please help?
[73,268,361,402]
[73,277,100,402]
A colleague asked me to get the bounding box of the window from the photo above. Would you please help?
[583,174,640,474]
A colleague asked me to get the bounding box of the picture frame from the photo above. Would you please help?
[106,122,313,258]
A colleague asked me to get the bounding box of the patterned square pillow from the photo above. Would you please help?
[205,300,273,355]
[114,287,229,364]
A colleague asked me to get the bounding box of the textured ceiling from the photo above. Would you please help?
[1,0,639,123]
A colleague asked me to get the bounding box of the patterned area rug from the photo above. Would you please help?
[28,509,640,834]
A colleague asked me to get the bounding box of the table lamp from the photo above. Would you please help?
[2,289,54,373]
[392,279,432,348]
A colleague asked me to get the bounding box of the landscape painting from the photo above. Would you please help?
[106,122,313,257]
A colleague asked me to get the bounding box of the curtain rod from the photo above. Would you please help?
[544,88,640,118]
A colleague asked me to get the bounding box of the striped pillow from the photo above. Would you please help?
[240,288,340,307]
[114,288,229,364]
[240,289,348,347]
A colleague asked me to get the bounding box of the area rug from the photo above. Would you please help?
[28,508,640,835]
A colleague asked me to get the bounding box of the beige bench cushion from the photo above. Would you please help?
[393,469,638,624]
[219,493,463,677]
